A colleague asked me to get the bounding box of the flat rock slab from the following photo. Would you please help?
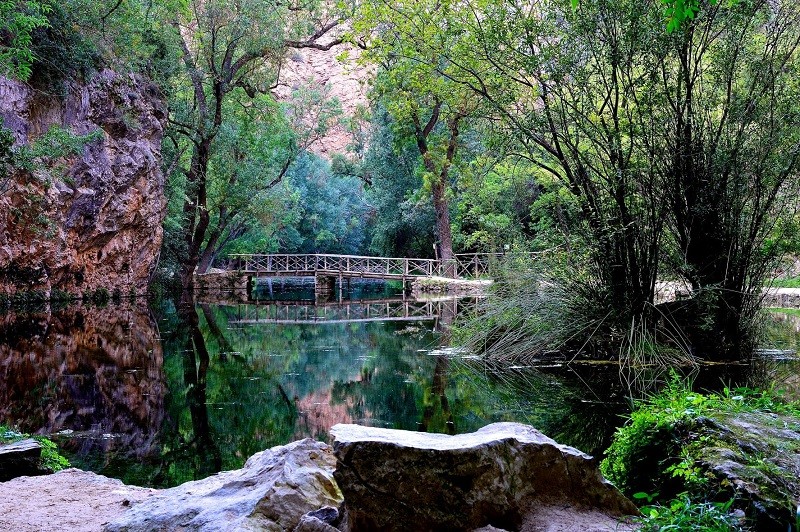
[331,422,638,531]
[0,438,43,481]
[106,438,342,532]
[0,468,154,532]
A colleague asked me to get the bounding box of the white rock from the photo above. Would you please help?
[106,439,342,532]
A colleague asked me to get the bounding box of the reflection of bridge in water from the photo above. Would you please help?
[226,296,481,325]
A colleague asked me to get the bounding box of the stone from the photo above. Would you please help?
[0,70,166,298]
[691,413,800,529]
[273,40,369,159]
[105,438,342,532]
[293,515,340,532]
[331,422,639,531]
[0,438,43,481]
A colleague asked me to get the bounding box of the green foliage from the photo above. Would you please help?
[275,153,372,255]
[35,436,70,471]
[12,125,101,174]
[363,107,436,257]
[26,1,100,94]
[637,494,745,531]
[0,0,51,80]
[0,126,14,193]
[601,375,800,500]
[770,278,800,289]
[0,424,70,473]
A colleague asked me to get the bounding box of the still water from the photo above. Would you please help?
[0,280,798,488]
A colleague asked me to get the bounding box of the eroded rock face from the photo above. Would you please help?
[331,422,639,532]
[0,70,167,297]
[274,42,369,159]
[105,438,343,532]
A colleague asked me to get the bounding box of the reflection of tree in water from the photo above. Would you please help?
[176,302,222,480]
[150,299,297,486]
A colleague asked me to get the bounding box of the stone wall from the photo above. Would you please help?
[0,70,167,297]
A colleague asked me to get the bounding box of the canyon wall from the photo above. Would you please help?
[0,70,167,297]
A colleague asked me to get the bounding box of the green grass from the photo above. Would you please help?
[637,494,745,531]
[1,425,70,473]
[769,277,800,288]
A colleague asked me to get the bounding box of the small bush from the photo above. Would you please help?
[0,424,70,473]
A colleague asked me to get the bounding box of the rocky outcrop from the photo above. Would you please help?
[274,41,370,158]
[411,276,492,297]
[331,422,639,531]
[0,70,167,297]
[687,413,800,529]
[193,270,251,295]
[105,438,342,532]
[0,424,640,532]
[0,439,43,481]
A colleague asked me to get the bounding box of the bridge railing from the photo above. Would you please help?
[446,252,541,278]
[229,253,439,278]
[228,300,438,324]
[227,252,541,279]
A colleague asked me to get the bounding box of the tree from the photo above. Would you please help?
[366,0,800,359]
[352,0,485,268]
[656,1,800,356]
[0,0,51,80]
[194,94,295,273]
[164,0,343,294]
[362,106,437,258]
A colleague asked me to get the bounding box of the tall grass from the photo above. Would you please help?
[456,253,696,373]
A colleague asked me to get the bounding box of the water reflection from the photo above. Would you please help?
[0,287,798,488]
[0,304,165,459]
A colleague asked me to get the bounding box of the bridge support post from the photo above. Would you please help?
[403,279,413,295]
[315,275,335,303]
[246,275,255,301]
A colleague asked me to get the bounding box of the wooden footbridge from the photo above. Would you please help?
[203,252,536,298]
[225,252,524,289]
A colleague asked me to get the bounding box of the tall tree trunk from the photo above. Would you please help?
[179,136,213,292]
[431,176,454,262]
[414,109,461,277]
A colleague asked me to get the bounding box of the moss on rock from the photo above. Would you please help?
[602,381,800,530]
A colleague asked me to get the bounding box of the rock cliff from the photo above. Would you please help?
[274,43,370,159]
[0,70,167,297]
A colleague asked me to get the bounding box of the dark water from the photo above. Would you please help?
[0,281,798,488]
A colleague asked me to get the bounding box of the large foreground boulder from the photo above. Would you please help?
[331,422,638,531]
[0,468,154,532]
[105,438,342,532]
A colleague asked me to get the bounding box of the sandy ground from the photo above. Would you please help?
[0,469,154,532]
[0,471,639,532]
[522,505,639,531]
